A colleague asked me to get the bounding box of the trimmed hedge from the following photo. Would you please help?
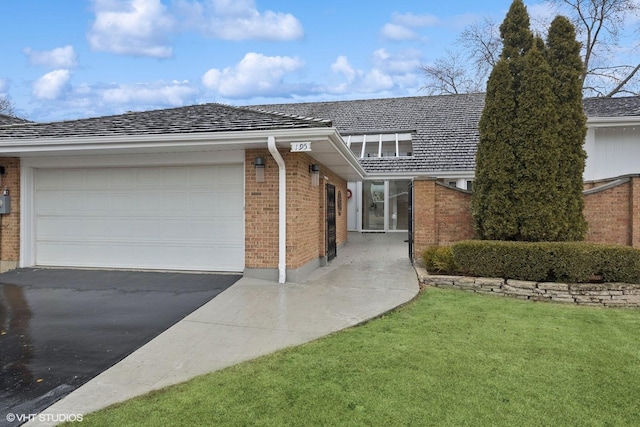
[422,246,458,274]
[448,241,640,284]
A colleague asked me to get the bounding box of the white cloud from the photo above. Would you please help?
[331,56,357,83]
[0,79,8,96]
[23,45,78,68]
[100,80,198,106]
[87,0,174,57]
[381,23,419,41]
[32,70,72,100]
[327,51,422,95]
[202,52,305,98]
[362,69,394,91]
[176,0,303,41]
[391,12,439,27]
[372,48,422,74]
[381,12,439,41]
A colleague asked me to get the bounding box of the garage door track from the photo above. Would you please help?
[0,268,240,426]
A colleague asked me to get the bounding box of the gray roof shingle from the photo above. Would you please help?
[583,95,640,117]
[250,93,486,173]
[1,93,638,176]
[0,114,31,126]
[0,103,332,139]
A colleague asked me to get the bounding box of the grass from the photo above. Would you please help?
[67,289,640,426]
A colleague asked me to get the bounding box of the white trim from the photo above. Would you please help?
[383,181,390,230]
[587,116,640,127]
[20,166,35,268]
[20,151,243,168]
[268,136,287,284]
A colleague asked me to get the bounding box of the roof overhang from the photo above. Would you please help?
[587,115,640,128]
[364,170,475,180]
[0,127,366,181]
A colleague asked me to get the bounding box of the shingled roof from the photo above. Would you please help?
[0,114,31,126]
[250,93,486,174]
[0,103,332,140]
[583,95,640,117]
[1,93,637,176]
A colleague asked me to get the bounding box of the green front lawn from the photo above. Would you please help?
[70,289,640,426]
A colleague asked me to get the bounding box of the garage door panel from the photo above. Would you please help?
[35,165,244,271]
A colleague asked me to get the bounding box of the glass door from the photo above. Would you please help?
[361,180,411,231]
[362,181,385,231]
[388,180,410,231]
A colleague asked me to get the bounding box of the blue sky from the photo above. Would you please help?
[0,0,579,122]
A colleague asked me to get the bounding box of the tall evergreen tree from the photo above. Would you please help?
[512,38,562,241]
[473,0,535,240]
[546,16,588,241]
[473,60,518,240]
[499,0,533,61]
[472,0,577,242]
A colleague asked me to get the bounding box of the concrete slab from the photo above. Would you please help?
[24,232,419,426]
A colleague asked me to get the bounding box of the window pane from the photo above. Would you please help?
[388,180,410,231]
[362,181,385,230]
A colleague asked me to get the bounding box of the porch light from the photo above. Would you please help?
[254,157,265,183]
[310,164,320,187]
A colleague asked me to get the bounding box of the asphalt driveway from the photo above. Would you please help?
[0,268,240,426]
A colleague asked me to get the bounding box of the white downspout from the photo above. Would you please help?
[267,135,286,284]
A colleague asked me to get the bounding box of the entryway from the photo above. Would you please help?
[347,180,411,232]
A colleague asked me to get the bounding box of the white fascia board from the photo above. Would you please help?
[0,127,343,155]
[587,116,640,128]
[363,173,418,180]
[327,132,367,179]
[272,128,366,180]
[364,170,475,180]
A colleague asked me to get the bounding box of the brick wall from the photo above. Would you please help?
[0,157,20,271]
[583,175,640,247]
[412,174,640,260]
[245,149,347,272]
[413,177,474,256]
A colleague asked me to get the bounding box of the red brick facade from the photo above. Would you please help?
[412,174,640,259]
[0,157,20,271]
[583,175,640,247]
[244,149,348,272]
[2,150,634,273]
[413,177,474,257]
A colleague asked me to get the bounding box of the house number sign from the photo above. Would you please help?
[290,142,312,152]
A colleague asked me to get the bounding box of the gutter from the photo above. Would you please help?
[267,135,287,284]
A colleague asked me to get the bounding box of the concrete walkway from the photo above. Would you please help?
[26,232,418,426]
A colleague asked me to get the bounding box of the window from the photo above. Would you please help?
[345,133,413,158]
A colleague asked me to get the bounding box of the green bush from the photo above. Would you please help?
[422,246,458,274]
[450,240,640,283]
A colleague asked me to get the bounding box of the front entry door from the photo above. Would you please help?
[326,184,337,262]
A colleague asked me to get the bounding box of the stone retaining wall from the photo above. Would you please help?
[415,265,640,308]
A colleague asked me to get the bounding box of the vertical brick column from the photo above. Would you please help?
[631,175,640,248]
[413,177,437,258]
[245,149,280,271]
[0,157,20,272]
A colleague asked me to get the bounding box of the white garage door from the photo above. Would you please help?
[34,165,244,271]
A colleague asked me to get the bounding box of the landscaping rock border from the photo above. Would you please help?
[414,263,640,308]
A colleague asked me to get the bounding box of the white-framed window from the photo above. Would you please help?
[345,133,413,158]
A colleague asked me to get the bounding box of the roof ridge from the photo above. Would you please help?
[245,105,333,126]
